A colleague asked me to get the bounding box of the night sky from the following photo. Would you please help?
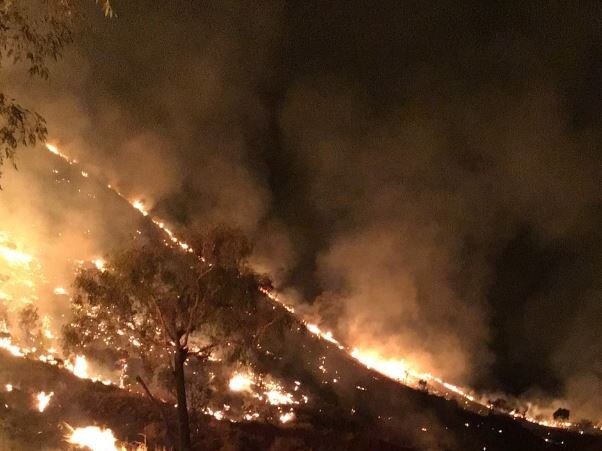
[6,0,601,418]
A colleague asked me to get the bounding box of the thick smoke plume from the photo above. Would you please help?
[1,0,600,421]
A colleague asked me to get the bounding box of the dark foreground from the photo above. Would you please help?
[1,350,600,451]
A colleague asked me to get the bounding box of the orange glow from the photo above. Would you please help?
[33,141,594,432]
[229,373,254,392]
[36,391,54,412]
[66,425,123,451]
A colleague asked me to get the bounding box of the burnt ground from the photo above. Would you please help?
[1,345,600,451]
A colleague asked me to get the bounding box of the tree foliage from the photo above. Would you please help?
[63,226,272,450]
[0,0,112,181]
[64,226,270,368]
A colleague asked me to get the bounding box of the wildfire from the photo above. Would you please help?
[351,348,411,382]
[228,371,303,407]
[0,336,25,357]
[225,370,307,423]
[279,411,295,423]
[259,287,599,430]
[229,373,254,392]
[66,425,123,451]
[36,391,54,412]
[93,258,106,271]
[0,244,33,267]
[306,323,343,348]
[62,354,114,385]
[46,143,77,164]
[202,407,225,421]
[38,142,597,432]
[66,355,89,379]
[131,199,149,216]
[42,315,55,339]
[264,388,294,406]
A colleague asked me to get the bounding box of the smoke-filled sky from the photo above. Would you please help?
[2,0,600,420]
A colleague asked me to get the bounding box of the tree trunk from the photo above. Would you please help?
[174,346,192,451]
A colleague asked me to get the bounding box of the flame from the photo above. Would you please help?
[279,411,295,423]
[131,199,149,216]
[45,143,61,155]
[306,323,342,347]
[229,373,254,392]
[264,387,294,406]
[224,370,304,423]
[202,407,225,421]
[46,143,77,164]
[0,336,25,357]
[53,286,68,295]
[42,315,55,339]
[229,370,303,406]
[243,412,260,421]
[93,258,106,271]
[0,245,33,267]
[36,391,54,412]
[63,354,114,385]
[66,425,124,451]
[351,348,411,382]
[66,355,89,379]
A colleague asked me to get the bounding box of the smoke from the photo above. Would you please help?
[1,0,600,422]
[279,77,600,418]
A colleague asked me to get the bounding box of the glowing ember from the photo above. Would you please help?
[5,383,13,392]
[244,412,260,421]
[264,386,295,406]
[36,391,54,412]
[202,407,225,421]
[53,286,68,295]
[93,258,106,271]
[45,143,60,156]
[229,373,254,392]
[66,425,121,451]
[131,199,149,216]
[46,143,76,164]
[306,323,341,346]
[67,355,89,379]
[279,411,295,423]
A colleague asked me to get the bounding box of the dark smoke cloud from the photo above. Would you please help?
[1,0,600,420]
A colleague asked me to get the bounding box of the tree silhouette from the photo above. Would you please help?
[63,226,271,451]
[553,408,570,421]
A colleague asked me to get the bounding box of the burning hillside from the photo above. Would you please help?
[0,144,600,451]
